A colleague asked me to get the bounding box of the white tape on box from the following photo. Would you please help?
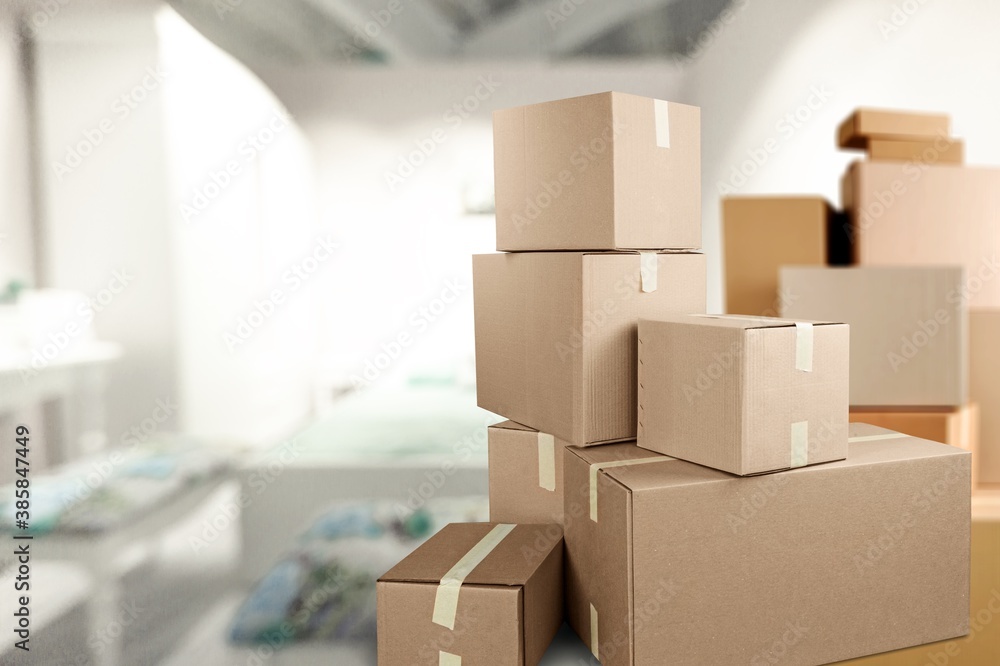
[654,99,670,148]
[440,651,462,666]
[849,433,908,443]
[640,253,658,293]
[791,421,809,468]
[432,524,516,630]
[537,433,556,491]
[794,322,814,372]
[590,603,600,659]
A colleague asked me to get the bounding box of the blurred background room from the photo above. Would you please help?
[0,0,998,664]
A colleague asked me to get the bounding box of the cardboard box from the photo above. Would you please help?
[377,522,563,666]
[843,160,1000,308]
[473,251,706,446]
[637,314,849,476]
[867,137,964,164]
[971,309,1000,484]
[722,196,835,317]
[837,493,1000,665]
[850,404,980,488]
[493,92,701,251]
[838,108,950,149]
[564,425,971,666]
[489,421,568,524]
[781,266,968,407]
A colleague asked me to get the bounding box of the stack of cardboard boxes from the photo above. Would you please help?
[377,95,973,665]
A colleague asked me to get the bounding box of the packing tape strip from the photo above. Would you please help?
[790,421,809,468]
[654,99,670,148]
[590,457,668,521]
[432,524,516,630]
[795,322,814,372]
[440,651,461,666]
[640,252,658,293]
[590,603,600,659]
[849,433,908,443]
[537,433,556,491]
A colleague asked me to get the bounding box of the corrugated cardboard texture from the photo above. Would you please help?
[565,426,971,666]
[378,523,563,666]
[844,161,1000,309]
[838,108,950,149]
[867,137,964,164]
[781,266,968,407]
[850,404,980,488]
[488,421,568,524]
[473,252,706,446]
[493,92,701,251]
[971,310,1000,484]
[722,196,831,317]
[637,314,849,476]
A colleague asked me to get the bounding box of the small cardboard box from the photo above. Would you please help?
[970,309,1000,484]
[564,425,971,666]
[850,404,979,488]
[474,251,706,446]
[843,160,1000,308]
[867,137,964,164]
[493,92,701,251]
[489,421,568,524]
[781,266,968,407]
[377,522,563,666]
[637,314,849,476]
[838,108,950,149]
[722,196,837,317]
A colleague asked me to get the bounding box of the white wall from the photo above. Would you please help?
[0,10,33,288]
[681,0,1000,311]
[257,62,687,389]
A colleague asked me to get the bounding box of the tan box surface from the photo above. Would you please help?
[838,108,950,149]
[493,92,701,251]
[565,425,971,666]
[637,314,849,476]
[971,309,1000,484]
[867,137,964,164]
[781,266,968,407]
[488,421,568,524]
[722,196,831,317]
[377,522,563,666]
[473,251,706,446]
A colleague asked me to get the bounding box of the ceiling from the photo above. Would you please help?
[166,0,736,66]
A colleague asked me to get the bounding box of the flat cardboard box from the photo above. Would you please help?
[850,404,979,488]
[781,266,968,407]
[473,251,706,446]
[867,137,964,164]
[843,160,1000,308]
[722,196,834,317]
[637,314,849,476]
[838,108,950,149]
[971,309,1000,484]
[836,493,999,665]
[493,92,701,251]
[377,522,563,666]
[564,424,971,666]
[489,421,568,524]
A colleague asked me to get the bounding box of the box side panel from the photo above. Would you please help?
[867,138,964,164]
[488,425,566,524]
[494,107,527,251]
[971,310,1000,484]
[522,533,565,665]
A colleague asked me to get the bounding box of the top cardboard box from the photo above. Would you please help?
[838,108,950,149]
[493,92,701,251]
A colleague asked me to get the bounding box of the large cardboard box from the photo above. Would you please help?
[564,425,971,666]
[781,266,968,407]
[867,137,964,164]
[377,523,563,666]
[473,251,706,446]
[838,108,950,149]
[838,493,1000,665]
[842,160,1000,308]
[971,309,1000,484]
[488,421,568,524]
[722,196,835,317]
[850,404,980,489]
[493,92,701,251]
[637,314,849,476]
